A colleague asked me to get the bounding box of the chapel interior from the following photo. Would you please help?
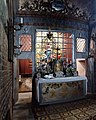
[1,0,96,120]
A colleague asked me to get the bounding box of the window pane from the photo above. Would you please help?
[77,38,86,52]
[20,35,31,51]
[36,32,41,36]
[35,31,73,67]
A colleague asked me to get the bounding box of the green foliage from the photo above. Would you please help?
[66,66,75,77]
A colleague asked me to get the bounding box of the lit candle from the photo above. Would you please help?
[66,58,68,63]
[20,17,23,24]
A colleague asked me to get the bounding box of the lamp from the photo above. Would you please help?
[14,49,21,56]
[47,31,53,39]
[14,44,22,49]
[14,23,23,31]
[91,33,96,41]
[13,17,24,31]
[47,28,53,39]
[14,44,22,56]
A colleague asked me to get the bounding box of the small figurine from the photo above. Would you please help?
[53,72,56,77]
[66,63,74,77]
[63,61,67,76]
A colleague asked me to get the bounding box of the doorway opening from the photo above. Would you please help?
[19,59,32,92]
[18,34,32,92]
[76,59,86,76]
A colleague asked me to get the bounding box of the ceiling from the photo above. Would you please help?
[18,0,92,20]
[18,0,92,13]
[69,0,92,14]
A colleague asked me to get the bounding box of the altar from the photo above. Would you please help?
[34,76,87,105]
[32,30,88,105]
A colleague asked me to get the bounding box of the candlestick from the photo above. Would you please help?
[20,17,23,24]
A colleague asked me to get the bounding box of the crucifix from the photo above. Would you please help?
[54,46,60,60]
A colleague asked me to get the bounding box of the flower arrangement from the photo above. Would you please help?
[66,64,76,77]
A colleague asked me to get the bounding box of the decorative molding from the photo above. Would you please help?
[15,16,88,32]
[18,0,89,20]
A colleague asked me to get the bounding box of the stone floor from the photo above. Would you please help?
[32,95,96,120]
[13,92,35,120]
[13,92,96,120]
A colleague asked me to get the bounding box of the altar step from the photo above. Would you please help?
[32,94,96,120]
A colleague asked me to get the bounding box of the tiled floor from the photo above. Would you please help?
[33,95,96,120]
[13,92,96,120]
[13,92,35,120]
[19,77,32,92]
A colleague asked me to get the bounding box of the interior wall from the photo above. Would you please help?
[0,0,13,119]
[13,58,19,103]
[76,59,86,76]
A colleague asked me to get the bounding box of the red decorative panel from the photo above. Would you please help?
[19,35,31,51]
[19,59,32,75]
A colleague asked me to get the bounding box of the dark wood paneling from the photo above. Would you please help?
[19,59,32,75]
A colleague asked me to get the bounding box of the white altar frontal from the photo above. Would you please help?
[34,76,87,105]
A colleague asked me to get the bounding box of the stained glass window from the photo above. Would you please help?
[35,31,73,67]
